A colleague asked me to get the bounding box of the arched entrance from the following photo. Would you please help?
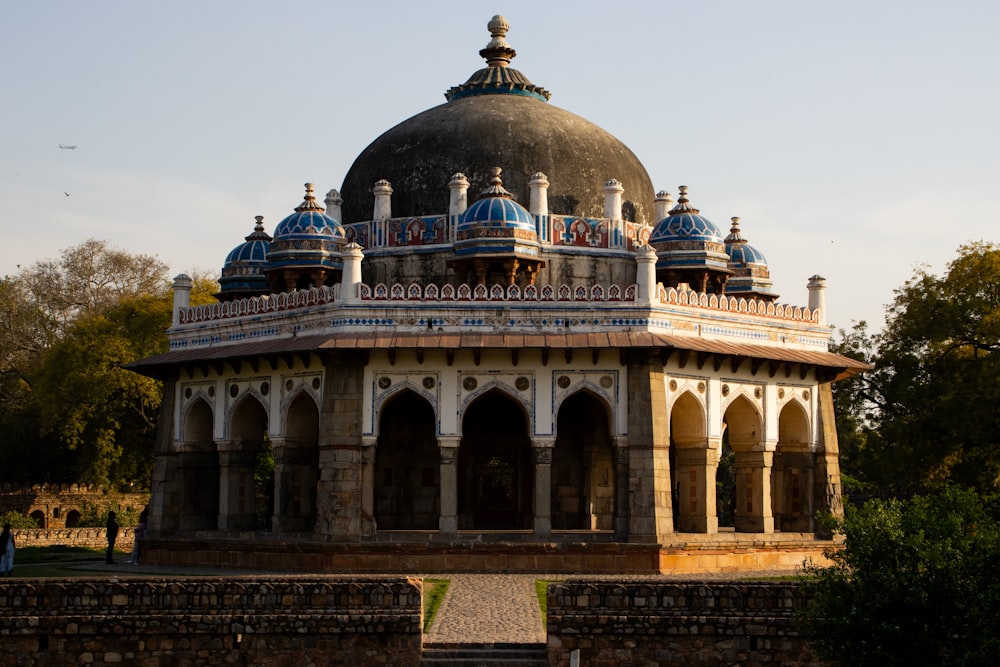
[552,391,615,530]
[458,390,532,530]
[670,390,717,533]
[774,400,813,532]
[275,392,319,532]
[220,395,269,531]
[722,395,772,533]
[179,397,218,531]
[374,390,439,530]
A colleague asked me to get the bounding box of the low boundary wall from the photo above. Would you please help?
[547,580,819,666]
[0,576,423,667]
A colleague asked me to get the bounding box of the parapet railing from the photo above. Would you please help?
[178,282,818,324]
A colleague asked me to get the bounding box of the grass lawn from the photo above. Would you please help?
[9,546,135,578]
[422,578,450,633]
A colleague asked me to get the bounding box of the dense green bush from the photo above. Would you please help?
[0,510,41,529]
[798,486,1000,666]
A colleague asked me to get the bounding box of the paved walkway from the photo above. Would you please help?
[424,574,546,644]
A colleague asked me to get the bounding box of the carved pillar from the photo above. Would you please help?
[439,437,460,534]
[217,449,256,531]
[613,437,630,539]
[674,445,719,533]
[533,439,554,535]
[814,382,844,537]
[734,450,775,533]
[148,374,179,536]
[361,438,377,535]
[315,351,369,539]
[625,351,674,542]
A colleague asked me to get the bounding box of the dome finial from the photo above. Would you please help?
[726,216,746,243]
[668,185,699,215]
[295,182,325,213]
[481,15,515,68]
[480,166,514,199]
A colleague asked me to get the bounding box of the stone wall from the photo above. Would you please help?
[0,576,423,667]
[547,580,820,666]
[12,526,138,550]
[0,484,149,529]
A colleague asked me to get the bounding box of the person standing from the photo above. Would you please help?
[128,507,147,564]
[105,511,119,564]
[0,524,14,576]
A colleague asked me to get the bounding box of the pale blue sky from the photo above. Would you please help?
[2,1,997,331]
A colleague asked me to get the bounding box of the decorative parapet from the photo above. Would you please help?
[177,281,818,326]
[361,282,637,302]
[658,285,820,323]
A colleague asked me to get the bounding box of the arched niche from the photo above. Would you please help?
[221,394,270,531]
[275,391,320,532]
[179,397,219,532]
[552,390,615,530]
[774,400,814,532]
[374,389,439,530]
[722,394,770,533]
[457,389,532,530]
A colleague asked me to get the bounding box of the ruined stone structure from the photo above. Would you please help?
[129,16,866,573]
[546,581,818,666]
[0,577,423,666]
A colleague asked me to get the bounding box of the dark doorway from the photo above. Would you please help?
[458,390,532,529]
[374,390,439,530]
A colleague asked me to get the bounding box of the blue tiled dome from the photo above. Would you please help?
[723,217,777,300]
[456,167,537,239]
[458,195,536,234]
[218,216,272,298]
[267,183,346,273]
[649,191,726,245]
[726,217,769,266]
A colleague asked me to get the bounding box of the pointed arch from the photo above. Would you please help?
[275,390,320,532]
[774,399,814,532]
[458,389,532,530]
[552,390,615,530]
[179,397,219,531]
[670,390,716,533]
[220,394,270,531]
[374,389,439,530]
[723,394,771,533]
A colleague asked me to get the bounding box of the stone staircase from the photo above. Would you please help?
[421,641,548,666]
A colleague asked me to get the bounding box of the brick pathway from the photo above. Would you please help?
[424,574,546,644]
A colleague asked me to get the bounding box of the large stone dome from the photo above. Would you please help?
[340,16,655,226]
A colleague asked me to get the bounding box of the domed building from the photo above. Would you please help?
[130,16,866,574]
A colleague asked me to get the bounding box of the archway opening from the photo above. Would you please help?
[224,395,269,531]
[180,398,218,531]
[277,392,320,532]
[552,391,614,530]
[775,400,813,532]
[374,390,439,530]
[458,390,532,530]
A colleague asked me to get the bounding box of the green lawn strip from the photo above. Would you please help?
[422,578,450,634]
[535,579,562,629]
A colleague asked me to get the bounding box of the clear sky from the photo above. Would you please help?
[2,1,997,331]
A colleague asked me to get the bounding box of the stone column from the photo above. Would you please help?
[315,351,369,539]
[438,437,460,534]
[171,274,192,327]
[324,188,343,222]
[674,445,719,533]
[147,375,179,536]
[361,438,376,535]
[448,173,469,243]
[613,437,630,539]
[654,190,675,222]
[533,439,554,536]
[814,382,844,536]
[733,450,775,533]
[625,351,674,542]
[217,449,256,531]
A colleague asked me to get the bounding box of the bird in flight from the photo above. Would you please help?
[58,144,77,150]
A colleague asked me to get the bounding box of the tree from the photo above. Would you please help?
[0,240,220,488]
[798,486,1000,666]
[834,242,1000,495]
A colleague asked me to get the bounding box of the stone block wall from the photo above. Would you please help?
[0,576,423,666]
[12,526,137,550]
[547,580,819,666]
